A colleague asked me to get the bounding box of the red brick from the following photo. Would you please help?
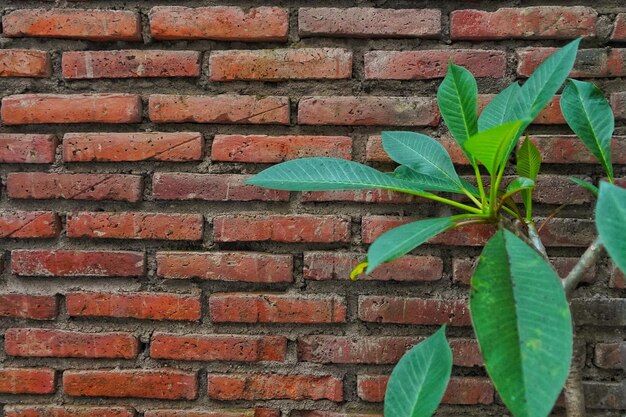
[150,333,287,362]
[2,9,141,41]
[149,95,289,124]
[0,211,59,239]
[5,329,139,359]
[366,135,470,165]
[0,294,57,320]
[365,50,506,80]
[63,50,200,79]
[572,299,626,326]
[611,92,626,120]
[152,173,288,201]
[214,215,350,243]
[529,135,626,164]
[0,368,55,395]
[581,381,626,409]
[150,6,288,41]
[517,48,626,78]
[302,189,419,204]
[611,14,626,41]
[594,343,624,369]
[211,135,352,162]
[66,212,203,241]
[298,96,439,126]
[0,134,57,163]
[0,50,50,77]
[293,413,379,417]
[156,251,293,283]
[209,293,346,324]
[210,48,352,81]
[7,173,143,202]
[4,406,134,417]
[610,265,625,289]
[1,94,141,125]
[298,8,441,38]
[145,411,278,417]
[523,175,593,205]
[66,292,201,321]
[451,7,597,40]
[207,373,343,401]
[359,296,470,326]
[63,369,197,400]
[63,132,203,162]
[538,218,595,247]
[303,252,442,281]
[479,94,564,124]
[11,250,145,277]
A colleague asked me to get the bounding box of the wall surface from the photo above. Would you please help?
[0,1,624,416]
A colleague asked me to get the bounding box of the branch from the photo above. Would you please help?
[563,237,604,297]
[527,222,548,260]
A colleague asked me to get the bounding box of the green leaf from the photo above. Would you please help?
[596,182,626,273]
[470,230,573,417]
[437,63,478,158]
[366,217,455,273]
[479,82,522,131]
[465,120,527,175]
[517,137,541,181]
[384,326,453,417]
[561,79,614,180]
[567,177,598,197]
[506,177,535,195]
[393,166,463,193]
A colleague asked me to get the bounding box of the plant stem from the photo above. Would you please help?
[412,192,484,214]
[462,187,483,208]
[563,237,604,297]
[472,162,487,209]
[564,344,588,417]
[527,222,548,260]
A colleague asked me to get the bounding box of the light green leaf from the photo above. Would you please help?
[479,82,522,132]
[568,177,598,197]
[470,230,573,417]
[366,217,455,273]
[393,166,463,193]
[561,79,614,180]
[384,326,453,417]
[465,120,527,175]
[506,177,535,195]
[596,182,626,273]
[517,137,541,181]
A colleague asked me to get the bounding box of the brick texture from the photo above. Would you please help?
[0,134,57,163]
[0,50,50,77]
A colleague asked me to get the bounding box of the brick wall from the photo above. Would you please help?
[0,1,624,416]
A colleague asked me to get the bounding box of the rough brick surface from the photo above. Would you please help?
[613,14,626,41]
[517,48,626,78]
[0,50,50,77]
[0,368,55,394]
[359,296,471,326]
[0,295,57,320]
[4,406,134,417]
[0,134,57,163]
[0,212,60,239]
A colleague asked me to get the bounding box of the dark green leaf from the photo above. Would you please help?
[479,83,522,131]
[568,177,599,197]
[506,177,535,195]
[517,137,542,181]
[596,182,626,273]
[393,166,463,193]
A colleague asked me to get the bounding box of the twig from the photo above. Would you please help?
[563,237,604,297]
[527,221,549,261]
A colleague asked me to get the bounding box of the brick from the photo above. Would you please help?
[7,173,143,202]
[299,8,441,38]
[211,135,352,162]
[479,94,564,124]
[0,294,57,320]
[5,329,139,359]
[0,49,50,77]
[303,189,419,204]
[66,212,203,241]
[66,292,201,321]
[209,293,346,324]
[538,218,595,247]
[149,95,289,124]
[611,14,626,41]
[63,50,200,79]
[150,6,288,41]
[365,50,506,80]
[451,7,597,40]
[0,134,57,163]
[214,215,350,243]
[156,251,293,283]
[1,94,141,125]
[4,406,134,417]
[63,132,203,162]
[152,173,288,201]
[0,211,60,238]
[207,373,343,401]
[293,413,378,417]
[145,411,278,417]
[11,250,145,277]
[2,9,141,41]
[594,343,624,369]
[359,296,470,326]
[529,135,626,164]
[150,333,287,362]
[517,48,626,78]
[366,135,470,165]
[610,264,625,289]
[298,96,439,126]
[611,92,626,120]
[0,368,55,394]
[303,252,442,281]
[583,381,626,410]
[210,48,352,81]
[527,175,593,205]
[572,299,626,326]
[63,369,197,400]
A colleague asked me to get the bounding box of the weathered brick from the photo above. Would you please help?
[298,96,439,126]
[611,92,626,120]
[150,333,287,362]
[66,292,201,321]
[303,252,442,281]
[210,48,352,81]
[451,7,597,40]
[611,14,626,41]
[7,173,143,202]
[479,94,564,124]
[293,413,378,417]
[359,296,470,326]
[517,48,626,78]
[5,329,139,359]
[0,368,55,394]
[209,293,346,324]
[145,410,279,417]
[0,294,57,320]
[152,173,288,201]
[1,94,142,125]
[299,8,441,38]
[538,218,595,247]
[207,374,343,401]
[150,6,288,41]
[302,189,419,204]
[610,264,625,289]
[66,212,204,241]
[211,135,352,162]
[63,132,203,162]
[11,250,145,277]
[63,50,200,79]
[0,134,57,163]
[4,406,134,417]
[526,175,593,205]
[366,135,470,165]
[0,50,50,77]
[63,370,197,400]
[594,342,625,370]
[583,381,626,410]
[213,215,350,243]
[2,9,141,41]
[149,95,289,124]
[572,299,626,326]
[156,251,293,283]
[365,50,506,79]
[0,211,60,239]
[529,135,626,164]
